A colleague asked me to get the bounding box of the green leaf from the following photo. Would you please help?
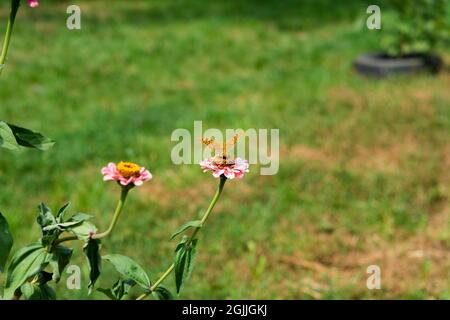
[42,220,82,232]
[0,121,19,150]
[32,270,53,286]
[43,212,92,233]
[170,220,202,240]
[37,203,56,229]
[41,234,59,248]
[98,279,135,300]
[69,221,97,241]
[102,254,151,289]
[174,239,198,294]
[49,245,73,283]
[3,242,49,299]
[184,240,197,283]
[0,122,54,151]
[21,278,56,300]
[97,287,116,300]
[0,212,13,272]
[68,213,92,223]
[174,245,187,294]
[20,282,36,298]
[37,203,59,247]
[175,235,188,251]
[83,239,101,294]
[152,284,174,300]
[21,282,55,300]
[56,202,71,223]
[7,123,54,151]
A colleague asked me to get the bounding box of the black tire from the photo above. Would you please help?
[353,53,443,78]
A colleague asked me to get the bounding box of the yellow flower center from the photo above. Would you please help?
[117,161,141,178]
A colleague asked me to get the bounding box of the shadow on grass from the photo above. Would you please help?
[3,0,390,31]
[115,0,384,30]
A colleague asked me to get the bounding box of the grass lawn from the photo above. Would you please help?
[0,0,449,299]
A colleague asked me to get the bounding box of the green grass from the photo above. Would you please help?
[0,0,449,299]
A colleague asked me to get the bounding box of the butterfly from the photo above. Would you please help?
[201,132,243,165]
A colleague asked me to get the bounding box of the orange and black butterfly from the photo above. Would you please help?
[201,132,243,165]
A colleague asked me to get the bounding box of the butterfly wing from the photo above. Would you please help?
[224,132,243,156]
[201,137,223,154]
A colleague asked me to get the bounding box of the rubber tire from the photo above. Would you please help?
[354,53,443,78]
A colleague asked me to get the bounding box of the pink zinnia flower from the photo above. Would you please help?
[27,0,39,8]
[200,156,249,179]
[101,161,152,187]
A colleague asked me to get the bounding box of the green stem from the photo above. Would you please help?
[93,186,130,239]
[53,186,131,246]
[53,235,78,246]
[136,175,227,300]
[0,0,21,76]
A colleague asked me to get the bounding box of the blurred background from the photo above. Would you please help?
[0,0,449,299]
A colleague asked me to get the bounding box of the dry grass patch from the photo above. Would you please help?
[273,213,449,299]
[281,136,422,174]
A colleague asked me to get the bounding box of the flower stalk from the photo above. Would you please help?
[93,186,130,239]
[136,175,227,300]
[54,185,131,245]
[0,0,20,76]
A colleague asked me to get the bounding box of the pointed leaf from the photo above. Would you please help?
[36,270,54,285]
[37,203,56,229]
[36,203,61,247]
[7,123,54,151]
[174,239,198,294]
[42,220,82,232]
[49,245,73,283]
[98,279,135,300]
[68,213,92,223]
[56,202,71,223]
[175,235,188,252]
[0,212,13,272]
[69,221,97,241]
[102,254,150,289]
[152,284,174,300]
[0,121,19,150]
[43,213,92,233]
[97,287,116,300]
[21,282,56,300]
[3,242,49,299]
[83,239,101,294]
[185,239,198,282]
[174,244,187,293]
[170,220,202,240]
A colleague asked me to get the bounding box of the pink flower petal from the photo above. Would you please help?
[200,157,249,179]
[101,162,152,187]
[28,0,39,8]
